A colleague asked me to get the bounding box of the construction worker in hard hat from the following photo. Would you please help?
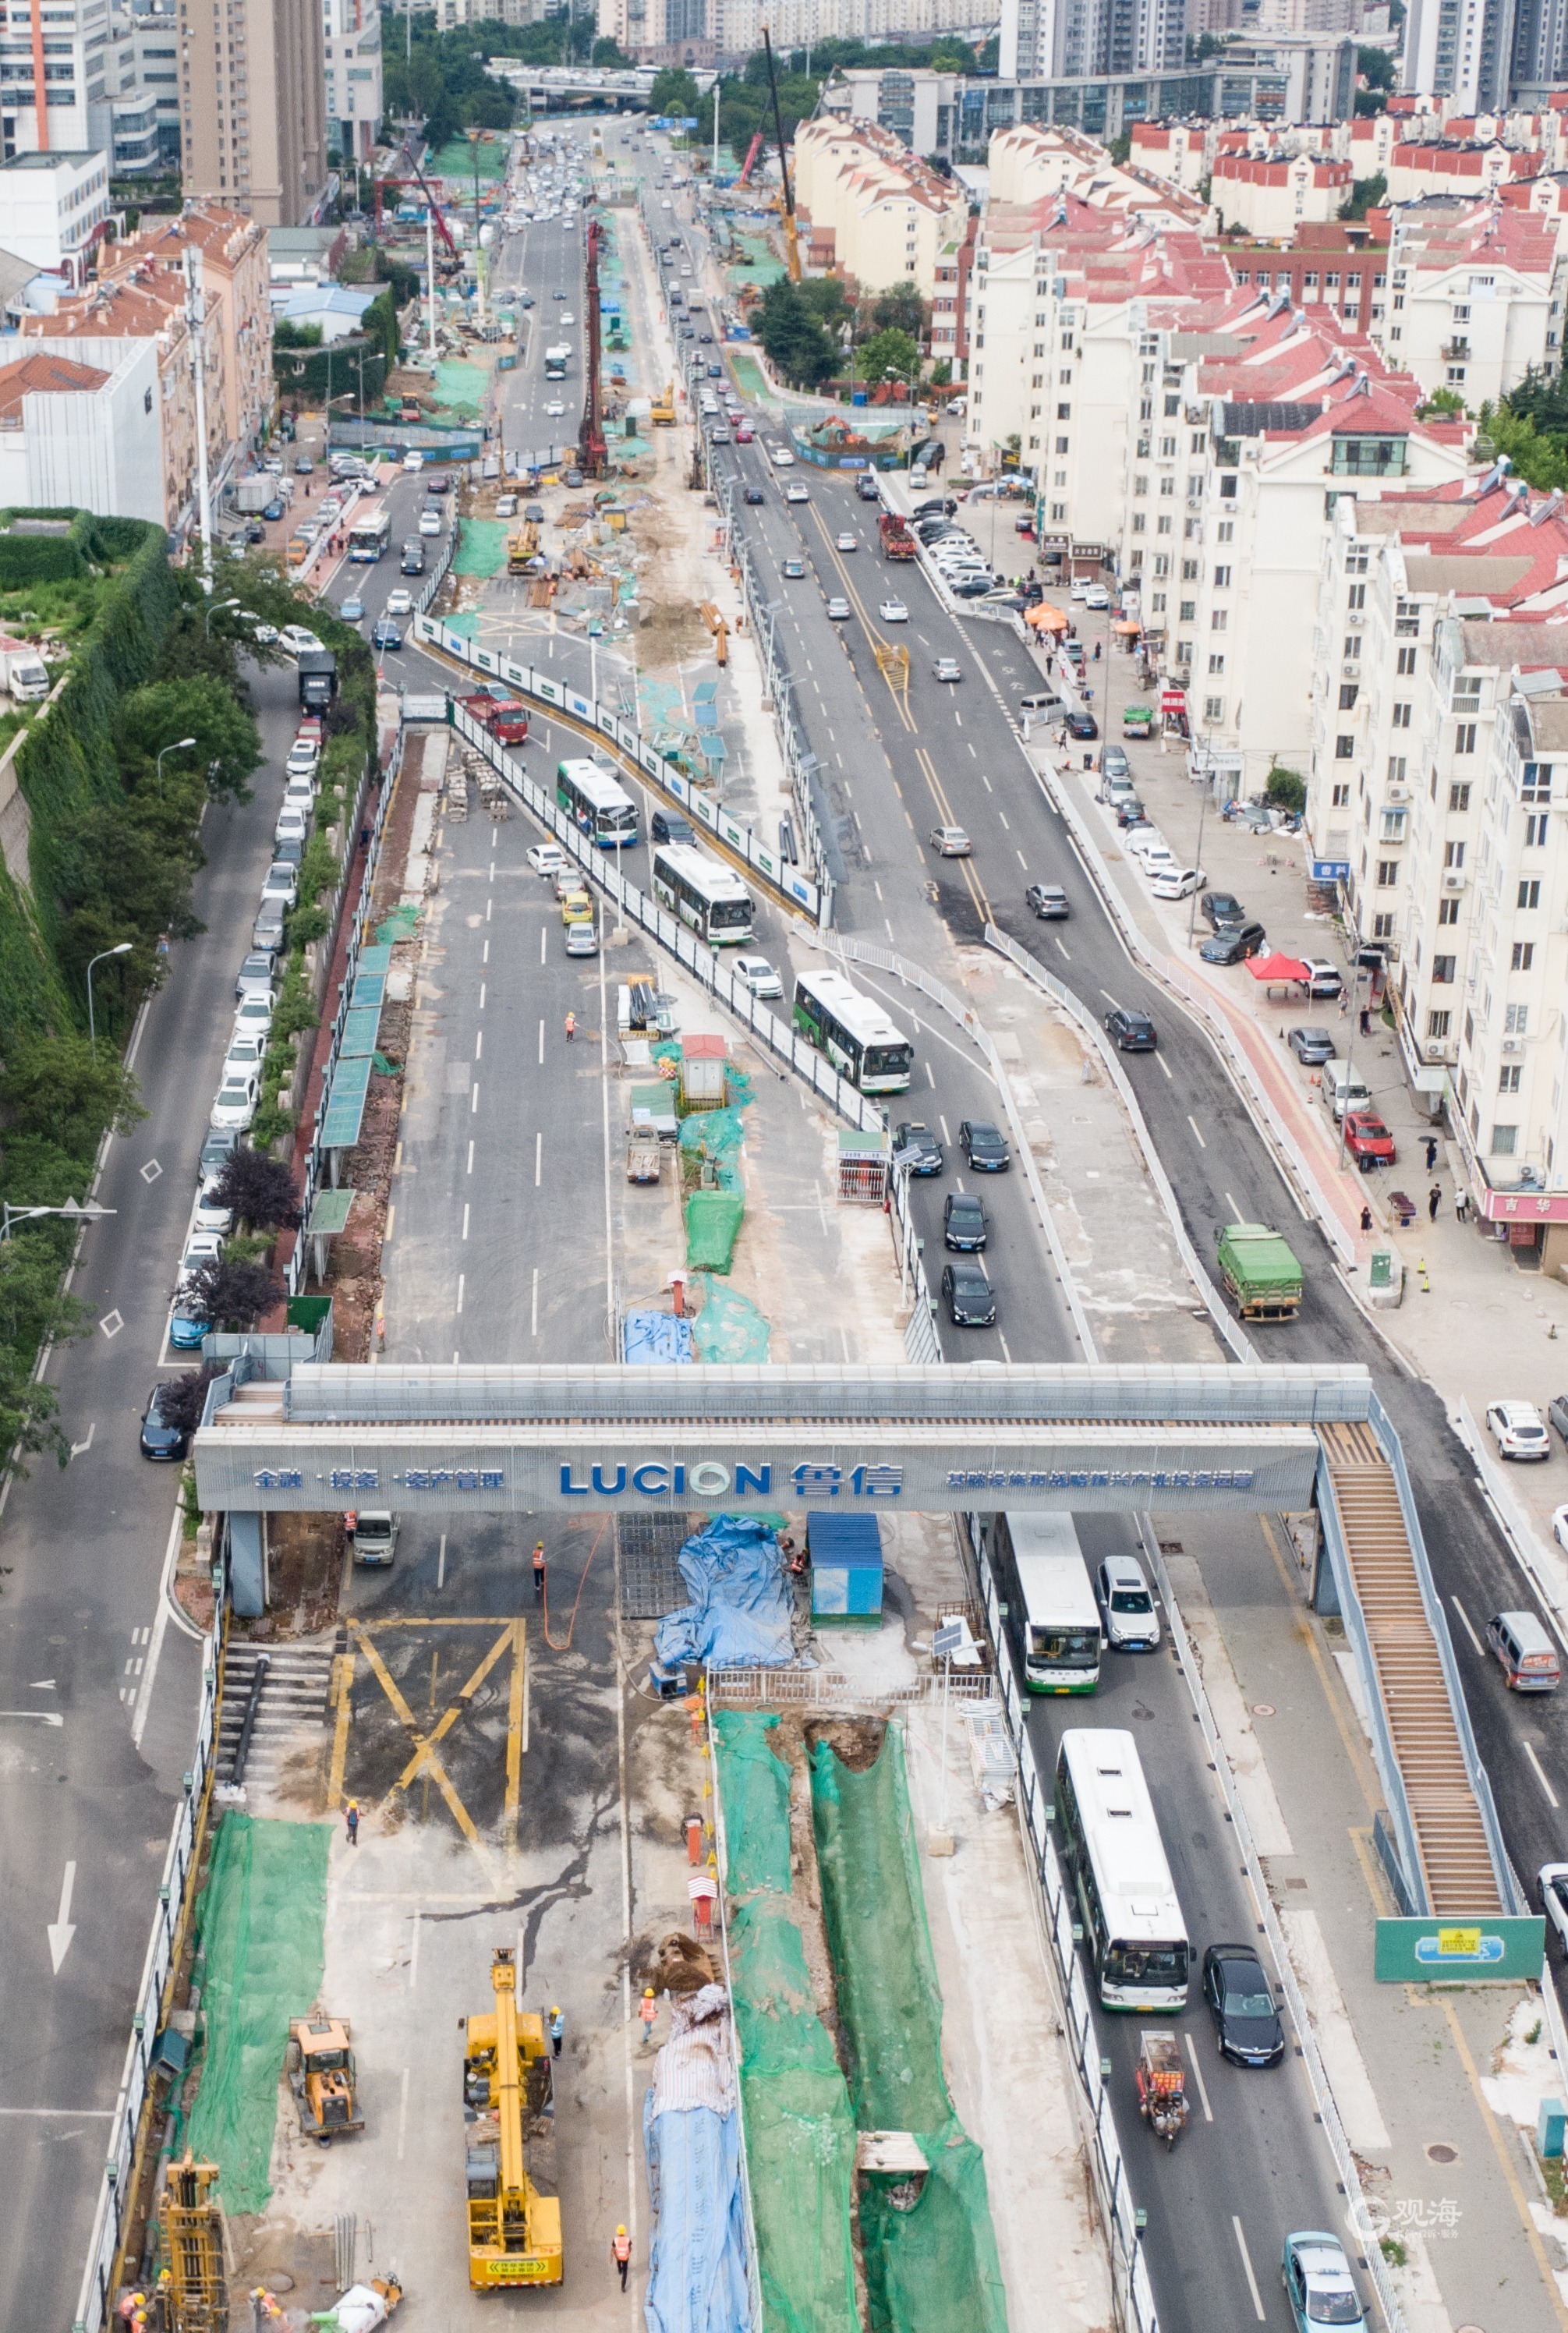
[612,2224,632,2289]
[549,2005,565,2057]
[638,1986,657,2047]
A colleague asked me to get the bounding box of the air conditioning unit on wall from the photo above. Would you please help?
[1441,869,1467,891]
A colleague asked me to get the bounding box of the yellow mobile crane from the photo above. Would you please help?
[463,1948,562,2290]
[760,27,802,284]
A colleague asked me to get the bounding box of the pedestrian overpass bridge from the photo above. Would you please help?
[193,1358,1517,1922]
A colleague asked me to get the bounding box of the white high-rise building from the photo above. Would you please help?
[999,0,1185,80]
[323,0,380,165]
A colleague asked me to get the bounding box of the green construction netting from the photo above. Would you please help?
[811,1731,1009,2333]
[375,903,419,944]
[680,1106,745,1192]
[685,1189,743,1273]
[691,1275,770,1365]
[451,518,511,578]
[186,1813,331,2213]
[428,136,508,180]
[714,1715,858,2333]
[434,359,488,416]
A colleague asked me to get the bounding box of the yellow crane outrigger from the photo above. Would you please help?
[463,1947,562,2289]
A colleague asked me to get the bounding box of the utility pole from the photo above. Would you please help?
[427,206,437,363]
[184,247,214,591]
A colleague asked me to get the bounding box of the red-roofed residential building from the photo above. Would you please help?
[1304,474,1568,1250]
[1383,204,1564,406]
[1211,151,1354,238]
[1383,140,1539,204]
[98,206,272,463]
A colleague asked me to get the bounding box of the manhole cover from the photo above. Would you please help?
[1252,1703,1276,1717]
[1426,2142,1460,2165]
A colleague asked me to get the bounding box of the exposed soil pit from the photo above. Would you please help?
[239,1512,342,1636]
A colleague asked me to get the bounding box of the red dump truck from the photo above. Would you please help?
[879,512,916,560]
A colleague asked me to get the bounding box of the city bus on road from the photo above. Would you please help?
[555,758,638,848]
[791,968,913,1094]
[992,1512,1101,1694]
[1054,1729,1190,2013]
[346,502,391,562]
[652,842,753,946]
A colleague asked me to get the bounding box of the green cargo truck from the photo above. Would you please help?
[1216,1223,1303,1321]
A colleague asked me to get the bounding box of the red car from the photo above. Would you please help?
[1343,1110,1396,1166]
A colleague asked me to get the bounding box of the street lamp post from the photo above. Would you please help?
[2,1198,115,1241]
[1186,735,1212,954]
[86,941,133,1057]
[157,735,197,797]
[204,595,241,639]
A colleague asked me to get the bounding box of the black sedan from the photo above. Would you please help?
[1200,890,1246,930]
[1202,1944,1285,2067]
[942,1260,996,1326]
[1025,883,1071,920]
[960,1120,1010,1172]
[893,1121,943,1176]
[1066,711,1099,740]
[140,1381,191,1462]
[1288,1025,1336,1066]
[1114,797,1148,829]
[743,487,765,504]
[651,809,696,844]
[1199,921,1266,966]
[1106,1006,1156,1051]
[943,1192,988,1251]
[371,618,403,651]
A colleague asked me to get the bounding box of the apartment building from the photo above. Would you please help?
[1224,220,1390,335]
[322,0,380,163]
[1304,477,1568,1259]
[791,119,968,296]
[99,202,271,457]
[0,0,113,163]
[1210,149,1354,234]
[988,119,1209,225]
[0,338,162,515]
[1127,120,1212,192]
[1382,202,1563,402]
[17,274,214,527]
[998,0,1187,80]
[0,149,108,270]
[179,0,327,228]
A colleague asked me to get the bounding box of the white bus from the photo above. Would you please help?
[653,842,754,946]
[1054,1729,1190,2013]
[992,1513,1101,1694]
[346,502,391,562]
[791,968,913,1095]
[556,757,638,847]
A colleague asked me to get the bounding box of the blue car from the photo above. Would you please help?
[339,593,366,621]
[1282,2233,1366,2332]
[371,618,403,650]
[261,499,285,522]
[169,1297,209,1350]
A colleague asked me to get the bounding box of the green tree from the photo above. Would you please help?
[856,326,921,386]
[1357,42,1396,88]
[756,279,837,387]
[1,1030,146,1162]
[115,674,263,805]
[592,34,630,63]
[1339,172,1387,220]
[869,280,926,340]
[1415,385,1467,420]
[649,66,702,119]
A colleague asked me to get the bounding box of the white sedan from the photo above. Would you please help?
[1541,1862,1568,1951]
[526,843,566,877]
[1487,1400,1552,1460]
[1553,1505,1568,1556]
[878,599,908,623]
[733,953,783,999]
[418,508,442,536]
[560,311,576,325]
[1149,866,1205,901]
[545,399,566,417]
[210,1070,260,1132]
[384,589,414,616]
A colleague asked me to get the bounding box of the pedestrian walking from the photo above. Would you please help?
[1092,639,1101,662]
[1428,1183,1441,1223]
[1359,1007,1372,1038]
[1338,988,1350,1018]
[533,1542,546,1601]
[549,2006,565,2059]
[565,1010,577,1041]
[1424,1136,1438,1172]
[345,1800,360,1847]
[638,1988,657,2047]
[1456,1186,1470,1224]
[1360,1203,1373,1234]
[612,2226,632,2290]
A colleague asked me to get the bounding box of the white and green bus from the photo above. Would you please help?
[992,1512,1101,1694]
[791,968,913,1094]
[556,757,639,848]
[1055,1729,1190,2013]
[652,841,754,945]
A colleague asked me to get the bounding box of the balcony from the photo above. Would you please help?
[1440,340,1470,362]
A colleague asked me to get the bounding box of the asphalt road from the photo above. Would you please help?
[0,661,306,2331]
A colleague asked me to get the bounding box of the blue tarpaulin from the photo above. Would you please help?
[623,1310,696,1365]
[654,1517,793,1670]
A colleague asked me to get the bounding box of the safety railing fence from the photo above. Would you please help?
[416,615,825,922]
[1367,1390,1524,1916]
[812,929,1098,1361]
[707,1665,993,1709]
[703,1697,767,2333]
[447,700,880,1138]
[1133,1517,1410,2333]
[286,717,406,1295]
[1311,1446,1430,1921]
[961,1514,1159,2333]
[415,528,455,618]
[886,1164,943,1367]
[72,1635,223,2333]
[983,923,1255,1365]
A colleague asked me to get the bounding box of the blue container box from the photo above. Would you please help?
[809,1513,883,1619]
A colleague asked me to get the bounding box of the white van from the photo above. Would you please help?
[1322,1060,1372,1121]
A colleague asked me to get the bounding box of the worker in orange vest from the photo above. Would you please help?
[638,1987,657,2047]
[611,2225,632,2290]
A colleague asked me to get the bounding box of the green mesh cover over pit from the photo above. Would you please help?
[691,1276,770,1365]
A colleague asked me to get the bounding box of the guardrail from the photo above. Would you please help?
[446,699,880,1136]
[416,614,825,923]
[73,1633,223,2332]
[810,929,1097,1361]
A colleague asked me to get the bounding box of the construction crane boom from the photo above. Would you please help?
[738,129,764,186]
[463,1947,563,2289]
[759,27,802,284]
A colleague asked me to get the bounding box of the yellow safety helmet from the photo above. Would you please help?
[617,2224,628,2236]
[643,1986,655,1997]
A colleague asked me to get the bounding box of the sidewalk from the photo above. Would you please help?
[1034,612,1568,1553]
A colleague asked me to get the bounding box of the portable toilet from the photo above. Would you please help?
[809,1512,883,1620]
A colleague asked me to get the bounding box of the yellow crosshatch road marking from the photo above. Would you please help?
[345,1616,527,1853]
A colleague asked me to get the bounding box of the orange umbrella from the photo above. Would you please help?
[1026,603,1070,632]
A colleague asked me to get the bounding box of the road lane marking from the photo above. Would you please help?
[1156,1053,1173,1079]
[479,981,486,1008]
[384,1205,395,1241]
[998,812,1009,830]
[535,1131,543,1187]
[475,1029,483,1060]
[437,1537,447,1593]
[538,1018,545,1062]
[532,1266,540,1337]
[1183,2033,1214,2122]
[1524,1739,1560,1809]
[471,1083,480,1114]
[462,1204,470,1241]
[540,926,546,964]
[1188,1115,1206,1149]
[483,939,490,965]
[981,772,993,791]
[456,1275,465,1315]
[1099,989,1120,1009]
[467,1140,474,1174]
[939,1117,951,1143]
[46,1862,76,1974]
[1449,1595,1485,1657]
[1231,2220,1265,2321]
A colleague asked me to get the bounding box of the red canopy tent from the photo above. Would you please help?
[1245,951,1311,983]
